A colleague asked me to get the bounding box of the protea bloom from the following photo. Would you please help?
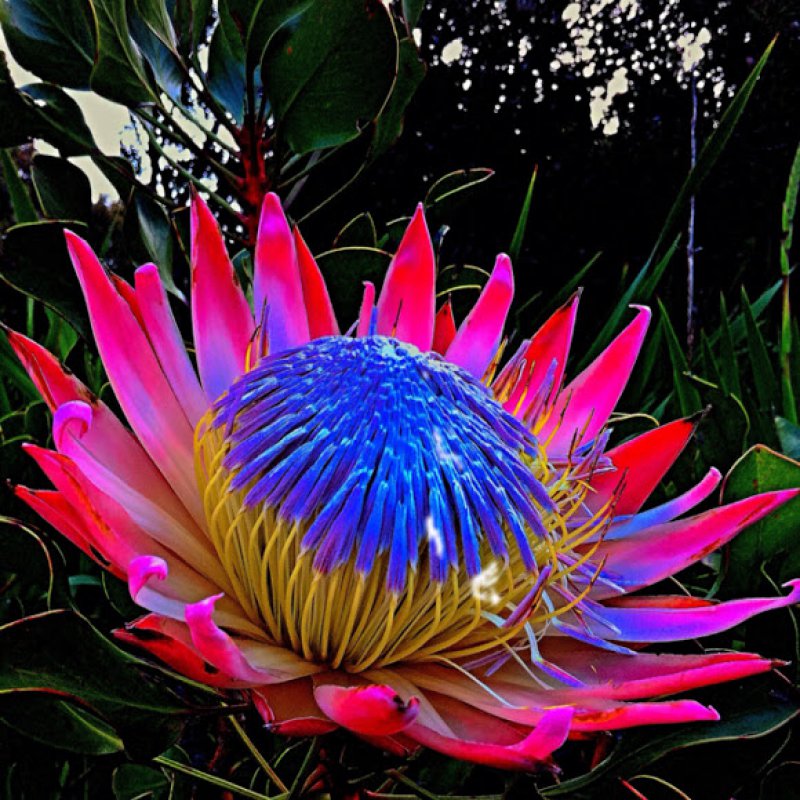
[9,192,799,771]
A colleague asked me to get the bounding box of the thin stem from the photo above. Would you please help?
[296,162,367,222]
[288,738,318,800]
[686,74,699,362]
[229,716,289,793]
[141,123,241,223]
[277,146,343,189]
[136,108,240,185]
[384,769,442,800]
[170,100,239,156]
[153,756,286,800]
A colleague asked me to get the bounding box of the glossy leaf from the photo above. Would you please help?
[370,37,426,160]
[542,683,799,797]
[508,165,537,264]
[90,0,157,105]
[206,0,247,124]
[31,154,92,222]
[0,610,192,758]
[721,445,800,596]
[0,694,124,754]
[0,517,69,613]
[264,0,398,155]
[112,764,171,800]
[244,0,314,69]
[401,0,425,27]
[0,220,90,338]
[0,148,37,223]
[128,190,184,300]
[0,0,96,88]
[129,0,183,100]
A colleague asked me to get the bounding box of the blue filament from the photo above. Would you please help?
[214,336,553,591]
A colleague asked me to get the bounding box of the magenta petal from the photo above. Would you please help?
[8,329,206,536]
[254,193,310,353]
[407,706,572,770]
[432,299,457,354]
[357,281,376,337]
[314,683,420,735]
[66,231,201,521]
[128,555,168,603]
[584,580,800,642]
[595,489,800,593]
[190,194,254,401]
[606,467,721,540]
[544,306,651,453]
[184,594,282,685]
[504,291,580,416]
[14,485,104,568]
[134,264,208,426]
[588,416,698,515]
[294,227,339,338]
[376,205,435,350]
[447,254,514,378]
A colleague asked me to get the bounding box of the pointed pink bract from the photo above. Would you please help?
[190,194,254,401]
[376,205,436,350]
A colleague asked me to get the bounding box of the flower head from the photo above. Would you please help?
[10,192,799,770]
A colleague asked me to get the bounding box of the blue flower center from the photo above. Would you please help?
[211,336,552,591]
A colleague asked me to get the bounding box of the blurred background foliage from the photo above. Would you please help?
[0,1,799,798]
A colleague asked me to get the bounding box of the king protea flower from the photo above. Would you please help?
[9,192,799,771]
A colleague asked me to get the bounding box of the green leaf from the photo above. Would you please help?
[0,57,96,155]
[21,82,98,155]
[741,286,780,413]
[90,0,157,105]
[0,694,124,754]
[580,234,680,369]
[129,0,183,100]
[0,0,96,88]
[128,190,184,300]
[206,0,247,124]
[541,682,799,797]
[316,246,390,327]
[776,416,800,459]
[508,166,537,264]
[113,764,171,800]
[780,140,800,277]
[658,299,701,416]
[0,610,192,758]
[721,445,800,596]
[581,38,774,369]
[369,37,426,160]
[717,292,743,397]
[646,37,776,270]
[401,0,425,27]
[31,154,92,221]
[0,219,90,338]
[93,153,137,199]
[245,0,313,70]
[0,148,37,223]
[0,517,68,612]
[264,0,398,155]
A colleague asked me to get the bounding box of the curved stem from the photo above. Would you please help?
[228,715,289,794]
[141,123,241,224]
[154,755,286,800]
